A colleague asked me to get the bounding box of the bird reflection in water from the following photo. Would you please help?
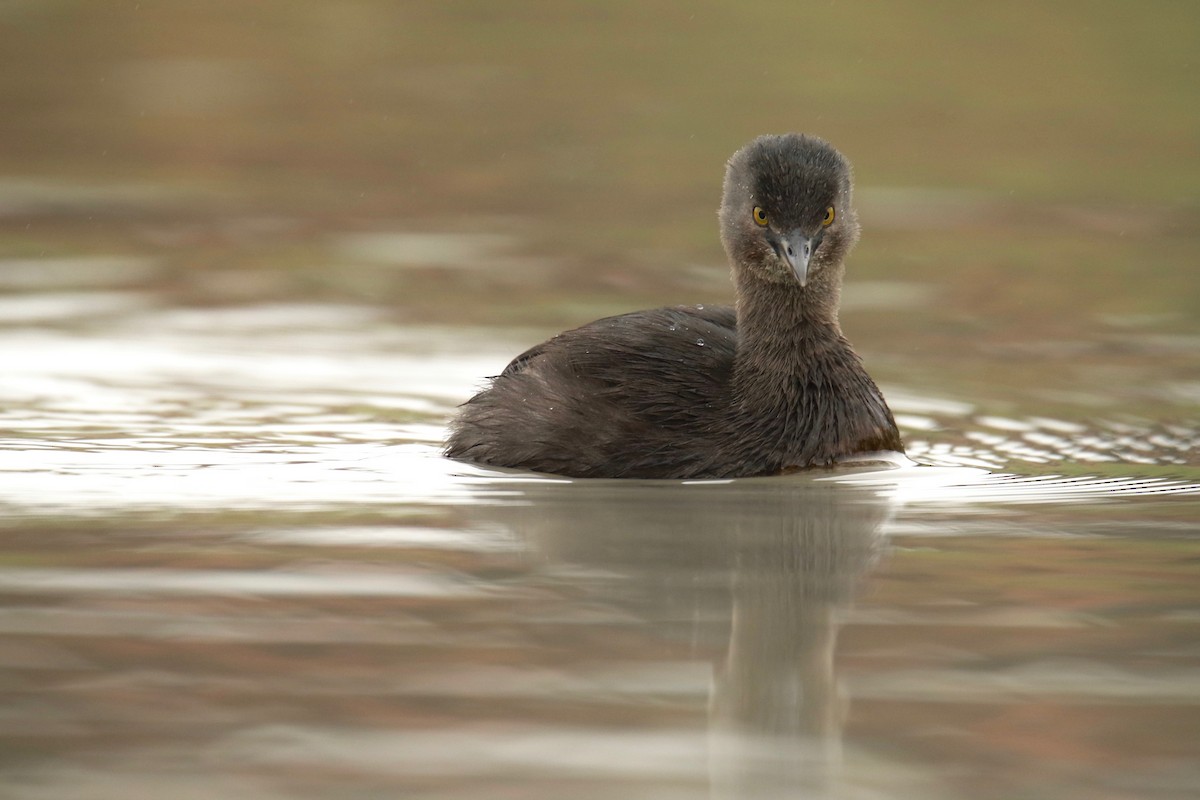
[497,472,894,798]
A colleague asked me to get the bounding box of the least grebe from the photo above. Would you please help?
[445,133,902,478]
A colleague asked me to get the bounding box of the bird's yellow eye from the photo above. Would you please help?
[752,206,769,227]
[822,206,835,227]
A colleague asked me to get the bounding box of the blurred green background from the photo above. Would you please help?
[0,1,1197,410]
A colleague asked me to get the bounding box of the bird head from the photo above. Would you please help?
[719,133,860,292]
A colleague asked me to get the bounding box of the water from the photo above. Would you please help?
[1,295,1196,800]
[2,3,1199,799]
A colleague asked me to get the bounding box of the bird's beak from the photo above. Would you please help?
[782,230,813,286]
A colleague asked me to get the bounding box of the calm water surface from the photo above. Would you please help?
[0,291,1196,800]
[2,3,1199,799]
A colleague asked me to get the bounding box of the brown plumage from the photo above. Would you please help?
[445,133,902,478]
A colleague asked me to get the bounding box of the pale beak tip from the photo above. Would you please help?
[783,231,813,287]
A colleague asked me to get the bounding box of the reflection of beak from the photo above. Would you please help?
[782,230,813,286]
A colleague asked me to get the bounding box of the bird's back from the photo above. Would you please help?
[445,305,738,478]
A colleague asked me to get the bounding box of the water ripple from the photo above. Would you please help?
[0,302,1195,517]
[0,567,485,597]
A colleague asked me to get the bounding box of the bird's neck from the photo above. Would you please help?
[732,269,844,378]
[724,263,900,473]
